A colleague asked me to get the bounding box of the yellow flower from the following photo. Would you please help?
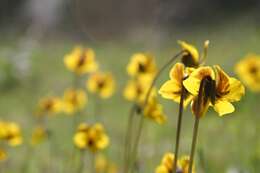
[178,41,200,67]
[179,156,196,173]
[87,72,115,99]
[0,121,23,147]
[144,97,167,124]
[73,123,109,152]
[159,63,195,107]
[31,126,48,146]
[64,46,98,75]
[37,96,62,116]
[183,66,245,117]
[63,88,87,114]
[123,78,154,103]
[155,153,195,173]
[127,53,157,78]
[235,54,260,92]
[0,148,7,161]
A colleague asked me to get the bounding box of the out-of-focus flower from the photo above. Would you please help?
[0,121,23,147]
[178,41,200,68]
[64,46,98,75]
[159,63,194,107]
[63,88,87,114]
[123,78,154,103]
[95,154,118,173]
[87,72,115,99]
[31,126,48,146]
[155,153,195,173]
[73,123,109,152]
[127,53,157,79]
[143,97,167,124]
[235,54,260,92]
[183,66,245,117]
[36,96,62,116]
[0,148,7,161]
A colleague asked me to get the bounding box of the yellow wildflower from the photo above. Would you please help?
[127,53,157,78]
[73,123,109,152]
[0,121,23,147]
[87,72,115,99]
[64,46,98,75]
[31,126,48,146]
[0,148,7,161]
[155,153,195,173]
[123,78,154,103]
[183,66,245,117]
[178,41,200,67]
[37,96,62,116]
[144,97,167,124]
[63,88,87,114]
[159,63,194,107]
[235,54,260,92]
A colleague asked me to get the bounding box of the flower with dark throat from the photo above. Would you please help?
[183,66,245,117]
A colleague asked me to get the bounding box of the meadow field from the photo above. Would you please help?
[0,18,259,173]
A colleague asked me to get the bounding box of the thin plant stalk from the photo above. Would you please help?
[188,117,200,173]
[173,87,185,173]
[76,150,84,173]
[123,104,137,172]
[129,51,184,173]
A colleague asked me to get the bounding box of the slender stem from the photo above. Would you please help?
[173,87,185,173]
[91,153,96,173]
[76,150,84,173]
[129,51,184,173]
[123,104,137,172]
[129,113,145,173]
[188,117,200,173]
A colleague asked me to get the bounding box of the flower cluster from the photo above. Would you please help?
[124,53,166,124]
[155,153,195,173]
[73,123,109,152]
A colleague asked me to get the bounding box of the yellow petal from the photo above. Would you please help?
[213,100,235,116]
[178,41,199,62]
[159,80,182,101]
[225,77,245,102]
[155,165,168,173]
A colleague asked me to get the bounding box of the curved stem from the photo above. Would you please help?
[123,104,137,172]
[188,117,200,173]
[173,87,185,173]
[129,51,184,173]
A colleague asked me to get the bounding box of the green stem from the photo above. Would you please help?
[129,113,145,173]
[76,150,84,173]
[124,104,138,172]
[188,117,200,173]
[173,87,185,173]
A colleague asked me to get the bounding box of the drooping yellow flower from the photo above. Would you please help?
[31,126,48,146]
[0,148,7,161]
[155,153,195,173]
[123,78,154,103]
[127,53,157,78]
[73,123,109,152]
[183,66,245,117]
[87,72,115,99]
[143,97,167,124]
[63,88,87,114]
[178,41,200,68]
[36,96,62,116]
[235,54,260,92]
[64,46,98,75]
[0,121,23,147]
[159,63,195,107]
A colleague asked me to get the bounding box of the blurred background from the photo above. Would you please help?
[0,0,260,173]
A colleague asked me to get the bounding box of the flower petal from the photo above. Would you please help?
[213,100,235,116]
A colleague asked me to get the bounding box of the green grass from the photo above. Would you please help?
[0,19,260,173]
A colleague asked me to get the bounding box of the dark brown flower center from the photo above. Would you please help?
[138,63,147,73]
[181,51,198,68]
